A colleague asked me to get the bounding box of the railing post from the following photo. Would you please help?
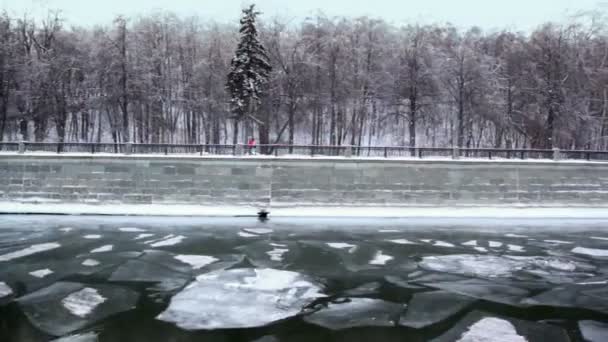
[489,151,492,160]
[384,147,388,158]
[344,145,353,158]
[552,147,561,161]
[452,146,460,160]
[418,148,423,159]
[18,141,26,154]
[91,144,95,154]
[125,142,133,155]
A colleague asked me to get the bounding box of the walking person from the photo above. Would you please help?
[247,137,257,155]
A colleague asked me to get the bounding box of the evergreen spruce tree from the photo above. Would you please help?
[226,4,272,145]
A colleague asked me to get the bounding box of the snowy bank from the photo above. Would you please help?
[2,202,608,219]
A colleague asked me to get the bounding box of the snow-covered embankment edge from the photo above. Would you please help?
[2,202,608,219]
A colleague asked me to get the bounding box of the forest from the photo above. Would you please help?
[0,8,607,150]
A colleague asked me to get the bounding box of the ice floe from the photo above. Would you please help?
[434,241,455,248]
[544,240,573,245]
[462,240,477,246]
[508,245,525,253]
[109,259,190,292]
[0,281,12,298]
[82,259,100,267]
[304,298,404,330]
[51,332,98,342]
[370,251,393,265]
[343,282,382,297]
[388,239,418,245]
[505,234,528,238]
[400,291,475,329]
[578,320,608,342]
[420,254,591,279]
[474,247,488,253]
[83,235,102,240]
[0,242,61,262]
[327,242,356,249]
[572,247,608,257]
[242,228,274,235]
[266,248,289,262]
[118,227,147,232]
[174,255,219,270]
[17,282,139,336]
[151,235,186,248]
[30,269,54,278]
[59,227,74,233]
[90,245,113,253]
[134,234,155,240]
[157,268,324,330]
[489,241,504,248]
[238,232,259,238]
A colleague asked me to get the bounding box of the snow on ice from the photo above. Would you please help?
[151,235,186,248]
[174,255,219,270]
[0,282,12,298]
[30,269,54,278]
[62,288,107,318]
[0,242,61,262]
[456,318,527,342]
[90,245,113,253]
[572,247,608,258]
[370,251,394,265]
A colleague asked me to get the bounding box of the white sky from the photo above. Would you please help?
[1,0,607,31]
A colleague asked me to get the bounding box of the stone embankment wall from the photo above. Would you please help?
[1,155,608,207]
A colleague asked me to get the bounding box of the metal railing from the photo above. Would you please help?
[1,141,608,161]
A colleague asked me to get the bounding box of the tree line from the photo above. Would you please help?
[0,8,607,150]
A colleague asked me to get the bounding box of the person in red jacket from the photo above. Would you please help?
[247,137,257,155]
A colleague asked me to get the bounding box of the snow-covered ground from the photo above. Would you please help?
[2,202,608,219]
[2,150,607,164]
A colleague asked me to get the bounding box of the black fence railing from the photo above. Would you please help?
[2,141,608,161]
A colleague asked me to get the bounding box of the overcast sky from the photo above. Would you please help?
[1,0,606,31]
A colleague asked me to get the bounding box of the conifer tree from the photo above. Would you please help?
[226,4,272,144]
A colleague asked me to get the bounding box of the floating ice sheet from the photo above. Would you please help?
[118,227,147,232]
[578,320,608,342]
[29,269,54,278]
[157,268,324,330]
[17,282,139,336]
[51,332,98,342]
[400,291,475,329]
[388,239,417,245]
[304,298,404,330]
[62,288,106,318]
[243,228,274,235]
[90,245,113,253]
[0,281,12,298]
[572,247,608,258]
[151,236,186,248]
[370,251,393,265]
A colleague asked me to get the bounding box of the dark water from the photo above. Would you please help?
[1,215,608,342]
